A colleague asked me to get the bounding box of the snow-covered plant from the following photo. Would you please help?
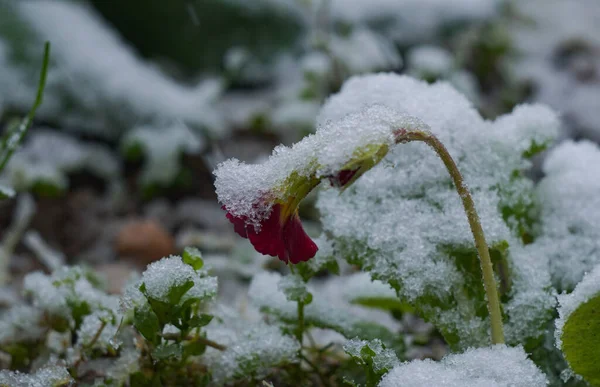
[555,264,600,385]
[213,72,585,384]
[119,248,220,385]
[215,73,560,349]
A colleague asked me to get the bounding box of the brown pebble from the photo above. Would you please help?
[115,219,175,266]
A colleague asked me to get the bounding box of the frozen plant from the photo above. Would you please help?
[215,73,562,349]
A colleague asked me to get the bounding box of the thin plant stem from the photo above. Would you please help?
[296,301,305,344]
[299,353,328,387]
[394,129,505,345]
[159,333,227,351]
[0,42,50,173]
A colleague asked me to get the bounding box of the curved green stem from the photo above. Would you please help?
[394,129,505,345]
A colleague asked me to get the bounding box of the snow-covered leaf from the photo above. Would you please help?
[556,264,600,386]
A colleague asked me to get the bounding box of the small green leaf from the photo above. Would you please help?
[133,305,161,345]
[183,339,207,358]
[167,279,195,305]
[560,294,600,386]
[146,297,176,327]
[152,342,183,361]
[183,247,204,270]
[188,314,213,329]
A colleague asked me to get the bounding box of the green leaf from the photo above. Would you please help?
[344,339,399,387]
[146,297,176,327]
[133,305,161,345]
[0,42,50,174]
[188,314,213,329]
[560,294,600,386]
[183,247,204,270]
[168,279,195,306]
[183,339,207,358]
[152,342,183,361]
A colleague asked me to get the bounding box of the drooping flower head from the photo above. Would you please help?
[214,105,422,264]
[222,172,321,264]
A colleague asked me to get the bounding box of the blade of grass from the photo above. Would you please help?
[0,41,51,173]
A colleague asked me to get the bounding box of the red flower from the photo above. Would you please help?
[328,168,359,188]
[224,203,318,264]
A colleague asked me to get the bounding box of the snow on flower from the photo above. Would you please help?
[214,104,426,264]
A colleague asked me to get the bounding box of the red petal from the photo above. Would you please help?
[247,204,288,262]
[223,206,248,238]
[282,212,318,264]
[329,169,358,188]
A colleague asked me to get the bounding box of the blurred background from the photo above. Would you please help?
[1,0,599,294]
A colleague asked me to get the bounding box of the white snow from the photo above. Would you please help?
[407,45,453,77]
[7,1,224,137]
[315,73,559,348]
[330,0,502,44]
[140,255,217,304]
[532,140,600,290]
[203,305,300,384]
[344,338,399,374]
[249,271,401,339]
[379,345,547,387]
[0,366,73,387]
[121,123,203,186]
[510,0,600,141]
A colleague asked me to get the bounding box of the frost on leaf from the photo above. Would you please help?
[379,345,547,387]
[531,140,600,291]
[23,266,119,330]
[555,263,600,386]
[138,255,217,305]
[344,338,399,386]
[0,365,73,387]
[215,103,425,263]
[76,310,120,354]
[316,74,558,349]
[203,306,300,384]
[249,271,401,347]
